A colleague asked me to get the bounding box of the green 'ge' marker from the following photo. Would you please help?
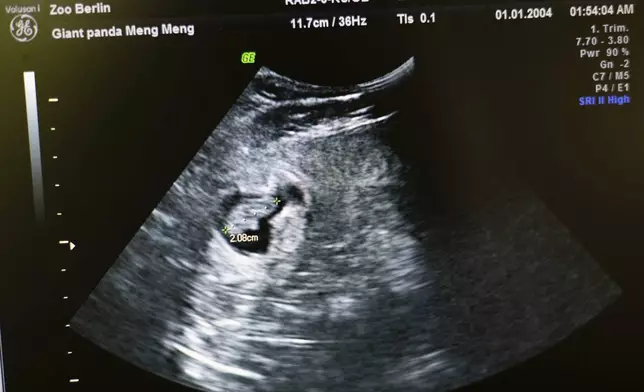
[241,52,256,64]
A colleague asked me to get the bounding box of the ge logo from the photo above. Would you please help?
[10,14,38,43]
[241,52,256,64]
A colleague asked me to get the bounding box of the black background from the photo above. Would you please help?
[1,1,643,391]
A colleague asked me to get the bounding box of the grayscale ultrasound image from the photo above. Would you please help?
[72,59,620,392]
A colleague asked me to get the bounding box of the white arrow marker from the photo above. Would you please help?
[58,241,75,250]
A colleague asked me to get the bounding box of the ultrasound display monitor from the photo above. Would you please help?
[0,1,643,391]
